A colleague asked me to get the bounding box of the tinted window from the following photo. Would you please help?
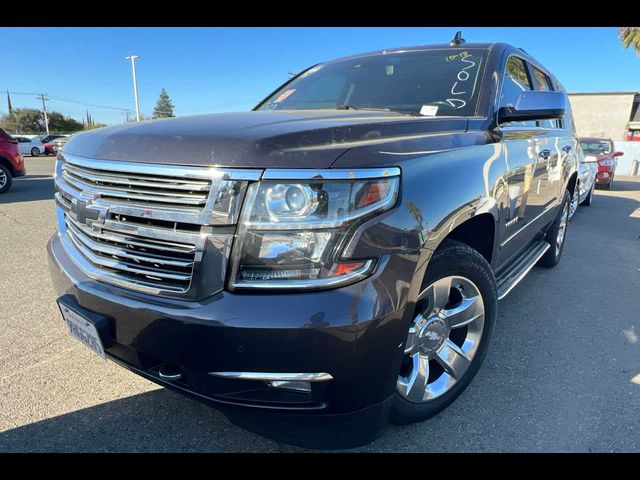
[531,66,558,128]
[258,49,488,117]
[499,56,535,127]
[532,67,552,91]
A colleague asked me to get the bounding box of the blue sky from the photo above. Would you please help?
[2,27,639,125]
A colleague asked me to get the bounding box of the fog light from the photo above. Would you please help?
[267,380,312,393]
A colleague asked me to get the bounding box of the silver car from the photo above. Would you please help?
[569,143,598,219]
[51,136,70,154]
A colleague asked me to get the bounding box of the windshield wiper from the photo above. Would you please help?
[336,105,421,116]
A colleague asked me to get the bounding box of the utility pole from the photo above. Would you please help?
[125,55,141,121]
[123,109,131,123]
[37,93,50,135]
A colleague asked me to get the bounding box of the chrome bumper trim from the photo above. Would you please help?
[208,371,334,382]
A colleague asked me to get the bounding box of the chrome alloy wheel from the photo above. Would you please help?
[397,275,485,403]
[0,169,7,190]
[556,201,569,257]
[569,185,579,219]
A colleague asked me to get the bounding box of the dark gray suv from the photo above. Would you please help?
[48,39,577,448]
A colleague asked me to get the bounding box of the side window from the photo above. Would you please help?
[531,67,556,128]
[499,56,536,128]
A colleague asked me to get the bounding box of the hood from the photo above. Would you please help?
[64,110,469,169]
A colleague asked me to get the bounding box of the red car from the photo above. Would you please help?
[578,137,623,190]
[0,128,26,193]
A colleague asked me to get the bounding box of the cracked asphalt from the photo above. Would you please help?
[1,157,639,452]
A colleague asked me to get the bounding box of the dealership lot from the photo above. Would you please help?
[0,156,638,452]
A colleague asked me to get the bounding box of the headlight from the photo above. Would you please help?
[230,168,400,289]
[599,159,614,167]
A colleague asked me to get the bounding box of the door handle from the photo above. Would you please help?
[538,149,551,158]
[562,145,572,153]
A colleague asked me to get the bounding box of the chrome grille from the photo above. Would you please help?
[54,153,262,298]
[62,160,211,208]
[65,213,196,293]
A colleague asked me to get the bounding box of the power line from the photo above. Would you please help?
[46,95,128,112]
[3,89,127,112]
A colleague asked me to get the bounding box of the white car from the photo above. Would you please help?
[14,136,46,156]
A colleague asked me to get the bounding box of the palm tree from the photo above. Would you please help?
[620,27,640,54]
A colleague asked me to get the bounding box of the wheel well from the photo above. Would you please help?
[441,213,495,264]
[0,156,16,176]
[567,172,578,196]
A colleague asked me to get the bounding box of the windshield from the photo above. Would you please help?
[257,48,488,117]
[580,141,612,155]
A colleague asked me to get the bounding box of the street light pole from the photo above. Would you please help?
[125,55,141,122]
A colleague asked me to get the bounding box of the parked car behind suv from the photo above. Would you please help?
[14,135,46,157]
[0,128,26,193]
[48,39,578,448]
[40,134,69,155]
[579,137,622,190]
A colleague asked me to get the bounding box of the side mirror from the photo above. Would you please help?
[498,91,566,123]
[614,151,624,157]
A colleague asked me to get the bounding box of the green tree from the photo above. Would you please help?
[620,27,640,54]
[47,112,84,133]
[152,88,175,119]
[0,108,45,134]
[0,108,87,134]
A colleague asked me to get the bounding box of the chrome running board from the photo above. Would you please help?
[496,241,550,300]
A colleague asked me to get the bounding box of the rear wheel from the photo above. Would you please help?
[580,182,594,206]
[538,190,570,268]
[0,164,12,194]
[390,239,497,425]
[30,147,40,157]
[568,181,579,220]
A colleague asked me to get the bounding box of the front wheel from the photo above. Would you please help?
[30,147,40,157]
[390,239,497,425]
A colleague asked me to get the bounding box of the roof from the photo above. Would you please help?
[325,42,504,64]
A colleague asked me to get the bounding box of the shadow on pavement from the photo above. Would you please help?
[0,388,278,453]
[0,176,54,204]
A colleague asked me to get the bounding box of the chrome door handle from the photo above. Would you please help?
[538,149,551,158]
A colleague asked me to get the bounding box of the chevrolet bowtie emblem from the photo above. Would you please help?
[70,197,108,225]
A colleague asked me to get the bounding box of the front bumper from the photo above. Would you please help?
[48,232,423,447]
[596,170,613,184]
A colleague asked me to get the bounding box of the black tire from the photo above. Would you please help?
[389,239,497,425]
[580,182,594,206]
[538,190,570,268]
[0,164,13,194]
[30,147,40,157]
[603,181,611,190]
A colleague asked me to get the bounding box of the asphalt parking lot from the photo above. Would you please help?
[0,156,638,452]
